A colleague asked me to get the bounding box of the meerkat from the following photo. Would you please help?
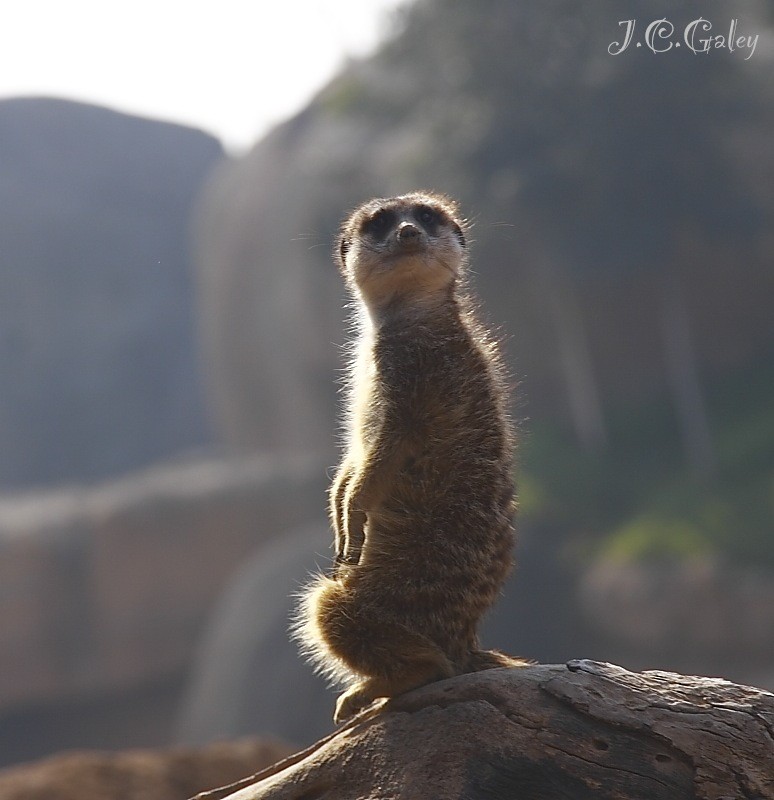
[296,191,523,723]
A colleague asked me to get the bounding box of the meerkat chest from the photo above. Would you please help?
[347,336,381,461]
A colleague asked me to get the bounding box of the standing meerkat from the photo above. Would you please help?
[297,191,523,723]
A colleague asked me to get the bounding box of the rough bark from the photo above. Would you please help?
[193,660,774,800]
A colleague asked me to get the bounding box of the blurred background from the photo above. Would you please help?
[0,0,773,785]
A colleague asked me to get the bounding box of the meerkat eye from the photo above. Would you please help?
[362,209,395,240]
[415,205,439,230]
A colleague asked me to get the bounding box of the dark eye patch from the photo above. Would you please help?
[362,209,396,240]
[414,204,441,231]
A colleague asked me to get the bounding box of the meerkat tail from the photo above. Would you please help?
[291,574,355,687]
[465,648,529,672]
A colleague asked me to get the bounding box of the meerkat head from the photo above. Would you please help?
[336,191,468,316]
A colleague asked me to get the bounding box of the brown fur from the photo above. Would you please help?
[296,191,523,723]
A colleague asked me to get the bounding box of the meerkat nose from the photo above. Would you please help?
[397,222,420,242]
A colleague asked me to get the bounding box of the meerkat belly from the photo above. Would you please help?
[359,445,511,577]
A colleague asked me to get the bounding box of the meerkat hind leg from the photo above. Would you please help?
[334,660,451,723]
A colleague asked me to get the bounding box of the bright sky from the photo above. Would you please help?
[0,0,407,153]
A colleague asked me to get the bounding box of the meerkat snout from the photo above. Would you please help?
[397,221,420,243]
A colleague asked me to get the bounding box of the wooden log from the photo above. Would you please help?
[193,660,774,800]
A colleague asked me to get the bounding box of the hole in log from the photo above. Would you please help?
[592,738,609,751]
[655,753,672,763]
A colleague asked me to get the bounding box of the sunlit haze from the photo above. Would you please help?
[0,0,408,152]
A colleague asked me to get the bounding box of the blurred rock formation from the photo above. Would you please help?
[0,454,326,765]
[0,737,292,800]
[0,97,223,489]
[580,557,774,690]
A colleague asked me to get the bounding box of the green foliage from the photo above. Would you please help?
[520,356,774,567]
[599,517,712,563]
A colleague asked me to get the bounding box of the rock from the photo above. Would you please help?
[0,454,326,713]
[579,557,774,690]
[194,133,349,460]
[0,737,293,800]
[0,97,223,489]
[196,662,774,800]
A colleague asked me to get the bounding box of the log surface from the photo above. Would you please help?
[194,660,774,800]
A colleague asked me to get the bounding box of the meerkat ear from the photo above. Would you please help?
[452,222,466,249]
[338,236,351,269]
